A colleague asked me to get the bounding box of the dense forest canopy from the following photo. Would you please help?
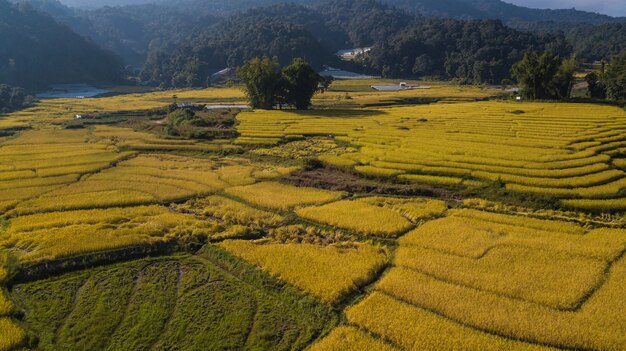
[3,0,626,89]
[0,0,123,89]
[362,19,571,83]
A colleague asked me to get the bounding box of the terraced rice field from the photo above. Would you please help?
[2,83,626,351]
[237,102,626,211]
[313,210,626,350]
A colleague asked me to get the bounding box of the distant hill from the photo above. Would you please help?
[0,0,123,88]
[382,0,625,24]
[53,0,626,25]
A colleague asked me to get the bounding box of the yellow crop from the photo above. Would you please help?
[400,216,626,260]
[395,245,605,309]
[296,199,413,237]
[358,196,448,222]
[562,198,626,211]
[318,155,357,168]
[376,264,626,350]
[235,102,626,208]
[0,318,26,351]
[354,165,404,177]
[309,326,399,351]
[398,174,464,186]
[218,240,388,303]
[2,206,227,263]
[174,195,284,229]
[225,182,345,210]
[346,292,553,350]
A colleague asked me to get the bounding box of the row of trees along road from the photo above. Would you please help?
[237,57,325,110]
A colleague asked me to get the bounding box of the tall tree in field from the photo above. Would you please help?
[281,58,324,110]
[512,51,577,100]
[237,57,282,109]
[586,71,607,99]
[604,53,626,102]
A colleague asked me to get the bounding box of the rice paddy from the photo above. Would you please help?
[2,80,626,351]
[236,102,626,211]
[218,240,389,303]
[225,182,346,210]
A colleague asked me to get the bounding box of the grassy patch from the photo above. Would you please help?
[13,246,336,351]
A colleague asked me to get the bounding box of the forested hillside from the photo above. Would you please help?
[363,19,571,83]
[382,0,625,24]
[6,0,626,89]
[0,0,122,88]
[142,1,574,87]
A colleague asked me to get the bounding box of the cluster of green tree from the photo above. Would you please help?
[0,0,123,89]
[511,51,577,100]
[361,19,571,84]
[508,21,626,63]
[0,84,33,113]
[315,0,416,48]
[586,53,626,102]
[237,57,323,110]
[141,10,335,88]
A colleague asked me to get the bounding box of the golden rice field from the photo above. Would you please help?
[312,209,626,350]
[225,182,346,210]
[296,199,412,236]
[219,240,389,304]
[2,81,626,351]
[2,205,228,263]
[236,102,626,211]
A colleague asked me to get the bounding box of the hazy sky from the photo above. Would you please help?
[506,0,626,16]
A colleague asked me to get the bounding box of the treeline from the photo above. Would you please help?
[0,0,123,89]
